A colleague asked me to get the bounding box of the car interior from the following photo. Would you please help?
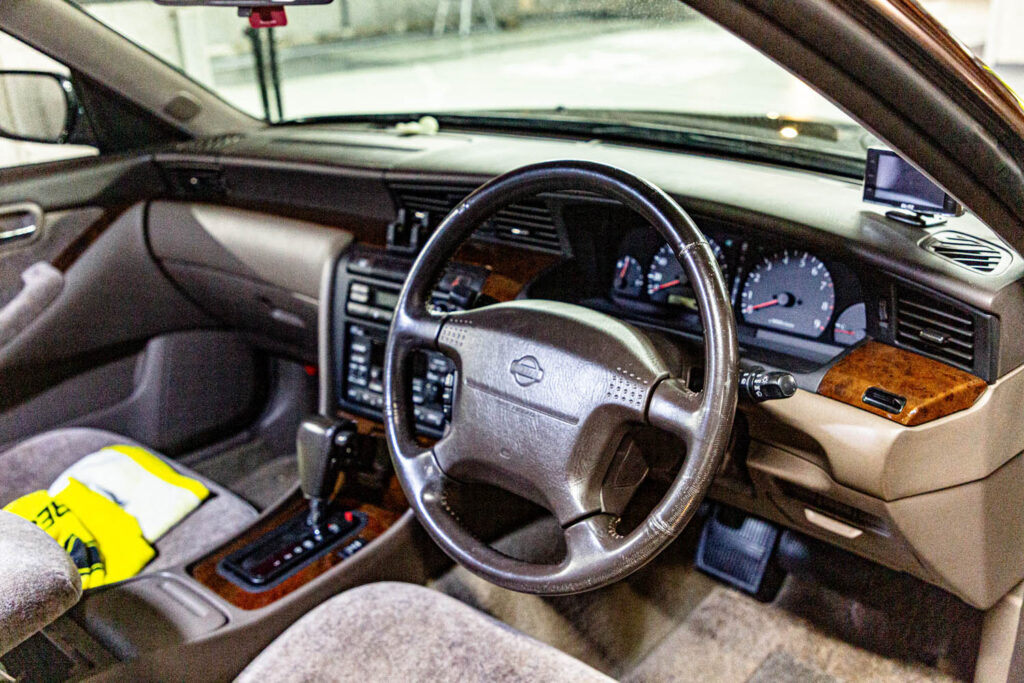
[3,0,1024,681]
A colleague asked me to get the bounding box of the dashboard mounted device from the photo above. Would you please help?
[863,149,962,227]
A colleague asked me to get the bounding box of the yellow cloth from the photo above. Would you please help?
[49,445,209,542]
[4,478,155,589]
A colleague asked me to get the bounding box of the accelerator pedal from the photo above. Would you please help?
[696,504,784,601]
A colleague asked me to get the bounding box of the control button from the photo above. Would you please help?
[419,408,444,428]
[351,340,369,354]
[349,282,370,303]
[302,539,315,550]
[341,538,366,558]
[347,302,371,318]
[368,381,383,395]
[368,307,393,323]
[428,355,451,374]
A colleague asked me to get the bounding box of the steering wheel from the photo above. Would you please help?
[384,160,738,595]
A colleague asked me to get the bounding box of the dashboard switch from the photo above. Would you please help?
[739,368,797,402]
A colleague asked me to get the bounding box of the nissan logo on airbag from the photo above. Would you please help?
[510,356,544,387]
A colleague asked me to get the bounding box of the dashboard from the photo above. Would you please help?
[135,124,1024,610]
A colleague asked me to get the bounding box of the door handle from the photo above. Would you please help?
[0,203,42,247]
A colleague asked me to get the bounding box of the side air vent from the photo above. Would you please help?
[894,286,976,370]
[920,231,1012,275]
[389,181,564,253]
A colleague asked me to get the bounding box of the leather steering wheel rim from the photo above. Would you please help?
[384,160,738,595]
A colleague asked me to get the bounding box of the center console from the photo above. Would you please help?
[332,245,488,436]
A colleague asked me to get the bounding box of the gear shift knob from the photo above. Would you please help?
[296,416,355,532]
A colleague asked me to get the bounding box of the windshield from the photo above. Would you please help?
[74,0,1016,166]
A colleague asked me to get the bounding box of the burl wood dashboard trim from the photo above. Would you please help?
[190,481,407,610]
[818,341,987,426]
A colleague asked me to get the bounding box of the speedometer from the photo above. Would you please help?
[740,250,834,337]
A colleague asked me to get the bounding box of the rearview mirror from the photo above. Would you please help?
[0,71,76,144]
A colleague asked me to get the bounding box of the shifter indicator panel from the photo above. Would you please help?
[219,510,368,590]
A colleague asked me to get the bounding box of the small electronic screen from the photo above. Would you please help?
[863,149,961,216]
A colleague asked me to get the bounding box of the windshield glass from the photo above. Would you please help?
[74,0,1019,165]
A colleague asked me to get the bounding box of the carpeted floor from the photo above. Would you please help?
[189,437,298,510]
[431,518,976,682]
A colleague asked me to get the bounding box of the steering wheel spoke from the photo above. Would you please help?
[647,377,706,447]
[392,307,447,351]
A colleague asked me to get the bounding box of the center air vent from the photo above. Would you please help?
[894,286,976,371]
[389,181,564,253]
[920,231,1011,275]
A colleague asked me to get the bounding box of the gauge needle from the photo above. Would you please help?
[618,261,629,280]
[651,279,681,292]
[747,298,779,311]
[835,328,857,336]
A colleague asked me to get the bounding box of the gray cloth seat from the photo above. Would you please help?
[0,428,258,575]
[0,511,82,657]
[236,582,614,682]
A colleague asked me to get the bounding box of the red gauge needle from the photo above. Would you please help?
[747,298,779,311]
[835,328,857,336]
[618,261,629,281]
[651,279,681,293]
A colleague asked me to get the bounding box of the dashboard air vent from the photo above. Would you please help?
[894,286,975,370]
[920,231,1011,275]
[389,181,564,253]
[172,134,244,155]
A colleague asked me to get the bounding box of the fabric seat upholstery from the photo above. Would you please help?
[0,428,257,574]
[236,582,614,682]
[0,511,82,657]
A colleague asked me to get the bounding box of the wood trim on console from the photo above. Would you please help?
[817,341,987,426]
[190,480,407,610]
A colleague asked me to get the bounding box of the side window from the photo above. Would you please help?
[0,32,97,170]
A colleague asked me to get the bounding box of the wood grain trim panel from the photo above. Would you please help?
[818,341,987,426]
[190,480,407,610]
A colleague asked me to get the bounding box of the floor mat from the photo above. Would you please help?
[624,585,960,683]
[189,438,297,510]
[229,456,299,509]
[432,519,974,682]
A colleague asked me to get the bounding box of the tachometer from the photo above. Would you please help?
[741,250,834,337]
[647,239,726,306]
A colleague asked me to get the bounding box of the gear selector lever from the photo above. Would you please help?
[296,416,357,535]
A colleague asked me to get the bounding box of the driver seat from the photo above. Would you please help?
[237,582,612,682]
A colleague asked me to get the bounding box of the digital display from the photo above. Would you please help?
[863,149,960,216]
[375,290,400,310]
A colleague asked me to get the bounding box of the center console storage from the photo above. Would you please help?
[333,246,487,436]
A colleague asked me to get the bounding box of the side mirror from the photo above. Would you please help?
[0,71,77,144]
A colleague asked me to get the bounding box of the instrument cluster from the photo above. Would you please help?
[609,227,867,353]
